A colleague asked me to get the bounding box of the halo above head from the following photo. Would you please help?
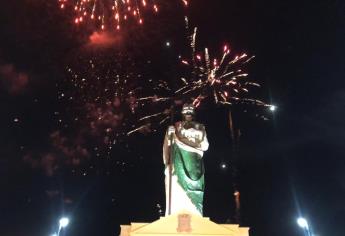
[181,103,195,115]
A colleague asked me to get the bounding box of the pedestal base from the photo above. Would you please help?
[120,211,249,236]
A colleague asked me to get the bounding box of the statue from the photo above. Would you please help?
[163,103,209,216]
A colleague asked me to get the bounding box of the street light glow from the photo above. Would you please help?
[297,217,309,229]
[269,105,277,111]
[59,217,69,228]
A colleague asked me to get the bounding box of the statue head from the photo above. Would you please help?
[181,103,195,122]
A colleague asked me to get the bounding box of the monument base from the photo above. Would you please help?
[120,211,249,236]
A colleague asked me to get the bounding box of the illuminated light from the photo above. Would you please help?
[59,217,69,228]
[297,217,309,229]
[220,163,227,169]
[139,18,143,24]
[166,41,171,47]
[269,105,277,111]
[60,4,65,9]
[196,55,201,60]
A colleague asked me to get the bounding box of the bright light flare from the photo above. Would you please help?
[269,105,277,111]
[297,217,309,229]
[59,217,69,228]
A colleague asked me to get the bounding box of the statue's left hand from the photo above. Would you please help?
[167,126,175,136]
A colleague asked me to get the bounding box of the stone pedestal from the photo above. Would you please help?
[120,211,249,236]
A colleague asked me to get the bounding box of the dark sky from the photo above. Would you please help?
[1,0,345,236]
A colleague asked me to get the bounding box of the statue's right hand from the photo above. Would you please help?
[167,126,175,136]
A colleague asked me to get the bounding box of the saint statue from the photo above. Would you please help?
[163,103,209,216]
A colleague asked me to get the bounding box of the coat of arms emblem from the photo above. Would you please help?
[177,214,192,233]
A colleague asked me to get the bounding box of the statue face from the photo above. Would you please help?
[184,114,193,122]
[181,104,195,122]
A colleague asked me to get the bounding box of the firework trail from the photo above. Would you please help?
[126,85,175,135]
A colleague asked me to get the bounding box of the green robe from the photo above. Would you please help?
[172,143,205,214]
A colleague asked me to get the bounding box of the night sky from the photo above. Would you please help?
[1,0,345,236]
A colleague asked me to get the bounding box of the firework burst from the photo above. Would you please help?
[58,0,189,31]
[127,27,273,135]
[177,27,269,109]
[56,54,143,153]
[58,0,159,30]
[56,51,177,152]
